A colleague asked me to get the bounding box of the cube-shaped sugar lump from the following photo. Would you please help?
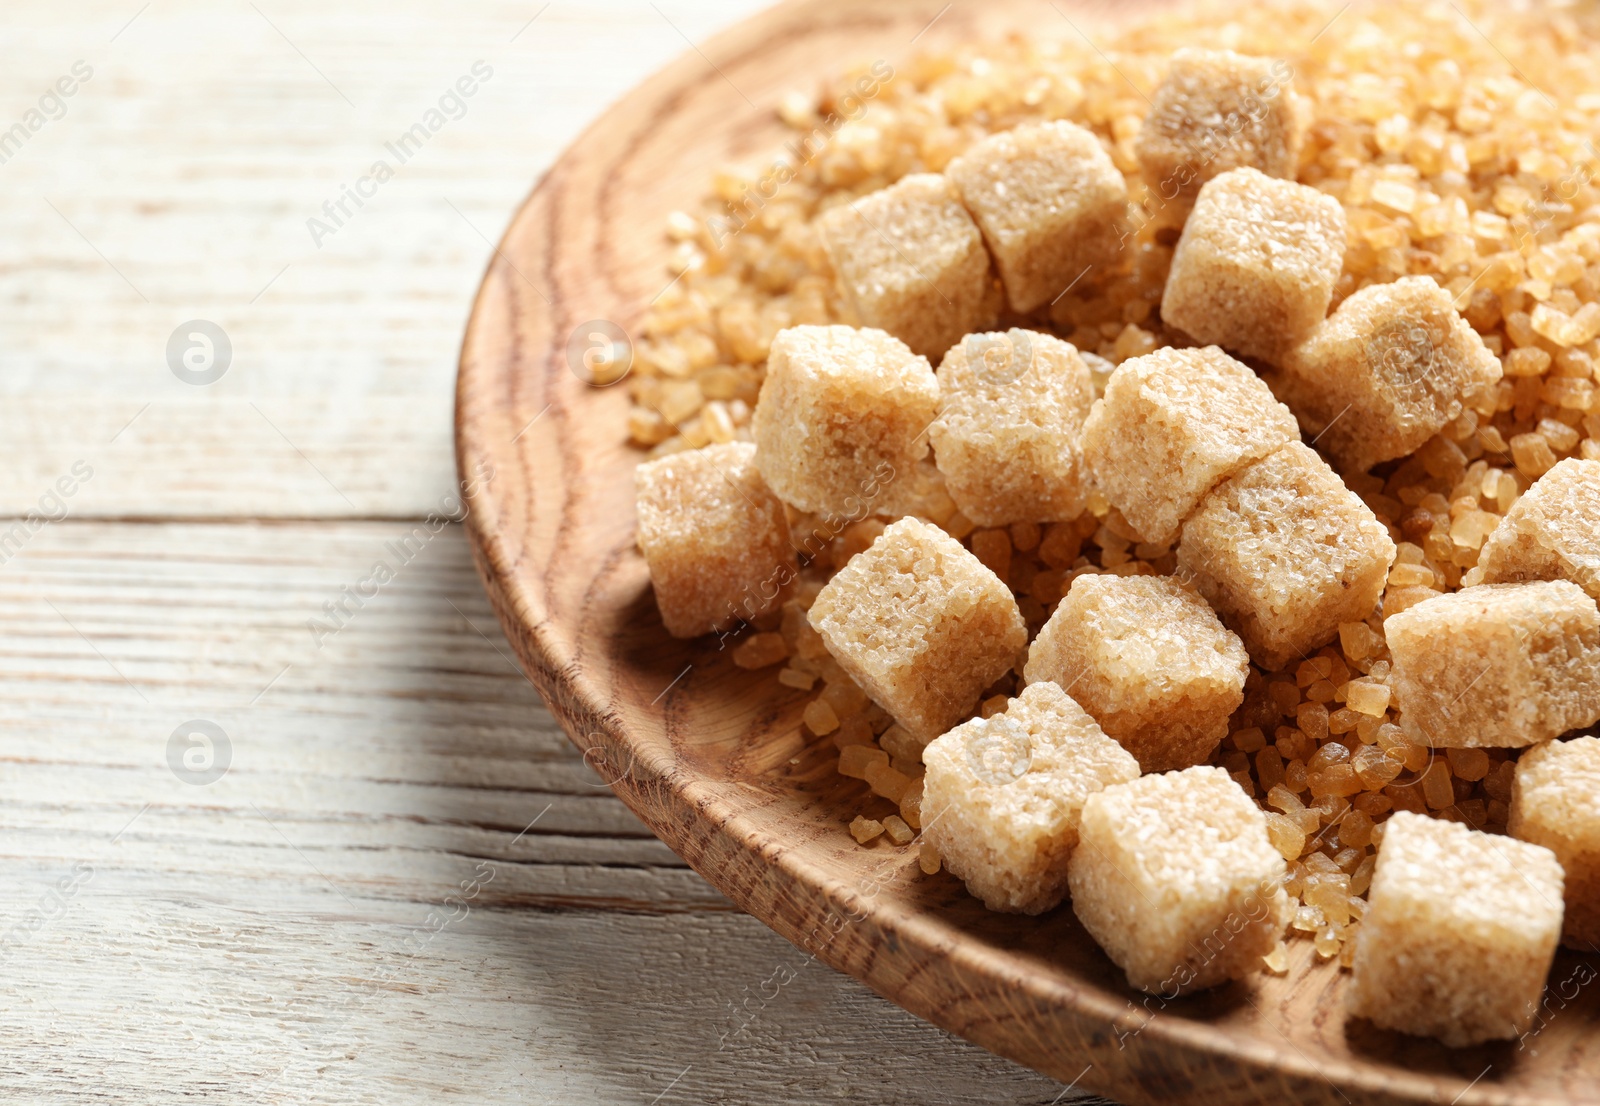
[1347,811,1564,1047]
[817,173,998,359]
[1480,458,1600,602]
[1082,345,1300,544]
[1136,49,1301,224]
[921,681,1140,914]
[1177,442,1396,669]
[1024,574,1250,772]
[1162,167,1346,365]
[1275,277,1502,474]
[928,329,1096,527]
[1386,581,1600,748]
[808,517,1027,741]
[945,120,1130,314]
[635,442,796,638]
[753,325,938,518]
[1067,766,1291,994]
[1511,736,1600,948]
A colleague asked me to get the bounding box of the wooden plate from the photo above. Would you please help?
[454,1,1600,1101]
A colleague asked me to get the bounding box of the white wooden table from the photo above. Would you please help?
[0,2,1105,1101]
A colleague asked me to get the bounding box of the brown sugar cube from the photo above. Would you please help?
[1162,167,1347,365]
[1177,442,1395,669]
[1385,581,1600,748]
[808,517,1027,741]
[1347,811,1565,1047]
[635,442,796,638]
[752,325,938,517]
[1136,49,1302,225]
[945,120,1130,314]
[1024,574,1249,772]
[817,173,998,359]
[1511,736,1600,948]
[1479,458,1600,602]
[1082,346,1300,544]
[1273,277,1502,474]
[1067,766,1291,994]
[928,329,1095,527]
[921,681,1140,914]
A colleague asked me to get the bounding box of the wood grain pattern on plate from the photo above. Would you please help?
[454,1,1600,1102]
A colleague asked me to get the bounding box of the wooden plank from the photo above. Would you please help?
[0,520,696,901]
[0,521,1092,1102]
[0,0,788,518]
[0,397,456,520]
[0,873,1081,1104]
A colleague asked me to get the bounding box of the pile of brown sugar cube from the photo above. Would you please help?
[631,27,1600,1051]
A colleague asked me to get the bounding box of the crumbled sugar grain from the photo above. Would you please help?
[803,698,840,736]
[850,815,885,845]
[777,667,816,691]
[1347,811,1564,1047]
[882,813,915,845]
[865,759,913,804]
[922,681,1139,914]
[1345,680,1391,717]
[634,441,795,638]
[732,631,789,669]
[839,744,888,780]
[1067,766,1292,994]
[900,777,925,829]
[1024,573,1249,772]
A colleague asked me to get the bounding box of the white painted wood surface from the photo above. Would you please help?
[0,2,1103,1101]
